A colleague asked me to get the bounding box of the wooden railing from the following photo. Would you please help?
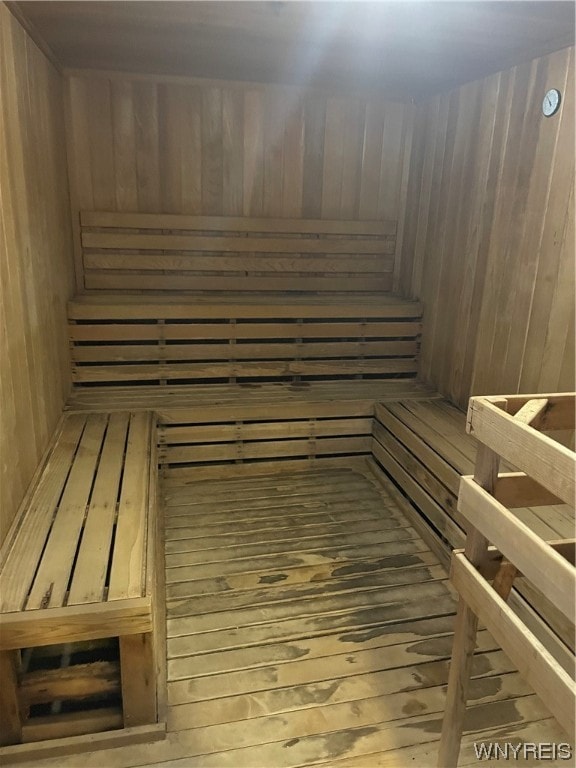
[438,394,576,766]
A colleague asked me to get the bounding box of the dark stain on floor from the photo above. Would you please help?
[259,572,289,584]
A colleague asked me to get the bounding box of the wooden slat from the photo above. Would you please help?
[0,598,153,650]
[494,472,563,508]
[374,403,460,494]
[452,553,576,738]
[485,392,575,431]
[68,296,422,320]
[119,633,157,727]
[0,417,86,613]
[167,626,499,700]
[84,252,395,273]
[67,413,130,605]
[84,273,393,292]
[163,436,372,464]
[69,321,421,341]
[108,413,152,600]
[165,517,405,557]
[26,415,108,611]
[0,652,21,746]
[72,340,419,363]
[160,418,373,445]
[20,661,120,707]
[372,420,465,530]
[371,438,465,547]
[468,397,575,505]
[0,723,166,764]
[80,210,397,236]
[458,477,576,622]
[22,708,124,744]
[73,359,417,383]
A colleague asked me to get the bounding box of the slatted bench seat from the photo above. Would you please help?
[65,380,440,482]
[68,293,422,387]
[370,396,575,668]
[0,412,164,752]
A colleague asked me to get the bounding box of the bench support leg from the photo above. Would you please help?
[119,633,157,727]
[0,651,22,746]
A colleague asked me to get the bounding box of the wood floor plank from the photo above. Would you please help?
[165,550,440,600]
[166,616,492,690]
[330,718,569,767]
[52,694,551,768]
[167,589,456,657]
[164,481,382,511]
[164,517,406,554]
[164,539,433,583]
[166,565,447,623]
[165,526,420,568]
[164,505,393,536]
[168,636,503,706]
[162,674,534,758]
[16,467,564,768]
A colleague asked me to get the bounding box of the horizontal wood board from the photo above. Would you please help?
[79,212,398,293]
[68,293,422,387]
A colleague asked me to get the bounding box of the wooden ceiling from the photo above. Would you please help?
[13,1,575,99]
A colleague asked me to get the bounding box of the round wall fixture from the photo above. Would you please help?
[542,88,561,117]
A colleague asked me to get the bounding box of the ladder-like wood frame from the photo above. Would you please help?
[438,393,576,767]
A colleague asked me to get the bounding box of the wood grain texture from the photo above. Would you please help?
[0,5,75,544]
[401,47,575,408]
[16,467,566,768]
[65,72,413,284]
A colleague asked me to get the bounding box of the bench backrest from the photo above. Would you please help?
[79,212,397,293]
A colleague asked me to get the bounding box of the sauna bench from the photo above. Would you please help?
[370,396,575,671]
[0,411,164,750]
[67,292,423,387]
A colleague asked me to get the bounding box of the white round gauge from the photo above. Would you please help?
[542,88,561,117]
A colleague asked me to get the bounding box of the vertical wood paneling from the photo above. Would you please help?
[133,81,161,212]
[301,93,326,218]
[281,100,304,218]
[180,86,202,214]
[402,47,575,408]
[222,89,244,216]
[66,73,411,226]
[262,91,285,218]
[243,89,265,217]
[111,80,138,210]
[0,5,75,542]
[201,87,224,215]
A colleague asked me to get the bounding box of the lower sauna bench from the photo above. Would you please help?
[13,463,568,768]
[0,412,165,759]
[371,397,576,668]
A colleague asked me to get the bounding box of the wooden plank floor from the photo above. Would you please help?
[11,466,569,767]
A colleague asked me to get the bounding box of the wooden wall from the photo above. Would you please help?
[64,72,414,287]
[401,47,575,408]
[0,5,75,542]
